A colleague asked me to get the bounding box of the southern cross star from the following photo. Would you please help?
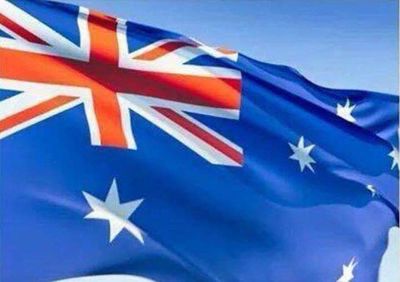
[336,99,356,123]
[288,136,316,172]
[388,146,399,170]
[365,184,376,197]
[337,257,357,282]
[83,179,144,243]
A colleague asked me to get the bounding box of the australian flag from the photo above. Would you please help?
[0,0,398,281]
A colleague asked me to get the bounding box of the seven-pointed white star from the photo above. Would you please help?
[337,257,358,282]
[289,136,316,172]
[388,147,399,170]
[83,179,144,243]
[336,99,356,123]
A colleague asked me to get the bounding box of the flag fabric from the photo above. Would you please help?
[0,0,398,281]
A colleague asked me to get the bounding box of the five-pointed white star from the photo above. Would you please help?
[366,184,376,197]
[337,257,358,282]
[83,179,144,243]
[388,147,399,170]
[289,136,316,172]
[336,99,356,123]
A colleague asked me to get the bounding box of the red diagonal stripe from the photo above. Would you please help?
[0,14,48,45]
[0,95,78,133]
[155,107,243,164]
[216,47,236,55]
[133,41,197,61]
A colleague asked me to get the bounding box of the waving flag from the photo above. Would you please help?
[0,0,398,281]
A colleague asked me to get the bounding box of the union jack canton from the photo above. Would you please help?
[0,0,243,166]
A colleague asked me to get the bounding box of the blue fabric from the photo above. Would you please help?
[0,89,21,101]
[0,28,13,39]
[1,0,398,281]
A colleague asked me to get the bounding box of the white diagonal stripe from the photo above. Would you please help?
[0,0,87,60]
[121,93,240,166]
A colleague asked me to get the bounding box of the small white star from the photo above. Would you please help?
[337,257,358,282]
[289,136,316,172]
[336,99,356,123]
[366,184,376,197]
[388,147,399,170]
[83,179,144,243]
